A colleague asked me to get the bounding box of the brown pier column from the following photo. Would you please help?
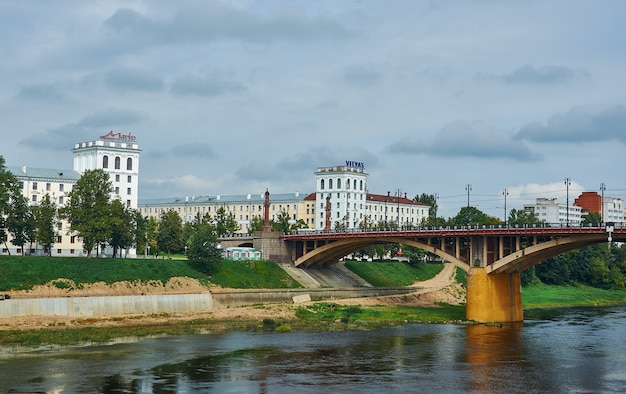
[466,268,523,322]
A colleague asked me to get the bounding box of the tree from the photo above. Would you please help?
[414,193,439,226]
[508,209,541,226]
[214,207,240,236]
[448,206,496,227]
[32,194,57,256]
[61,169,113,257]
[583,212,602,226]
[108,200,135,258]
[146,216,159,255]
[248,216,264,234]
[157,210,183,257]
[0,157,21,254]
[187,223,222,275]
[6,190,35,255]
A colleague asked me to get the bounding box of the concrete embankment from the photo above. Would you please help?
[0,287,416,318]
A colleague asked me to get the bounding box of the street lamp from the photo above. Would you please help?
[600,183,606,224]
[502,188,509,227]
[564,178,571,227]
[465,184,472,226]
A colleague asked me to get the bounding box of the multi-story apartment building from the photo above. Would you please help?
[523,198,582,226]
[138,192,314,234]
[574,191,625,223]
[2,132,141,256]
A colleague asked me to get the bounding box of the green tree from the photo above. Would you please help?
[508,208,542,226]
[248,215,264,234]
[214,207,240,236]
[61,169,113,257]
[108,200,135,258]
[133,211,148,256]
[583,212,602,225]
[187,223,222,275]
[146,216,159,256]
[32,194,57,256]
[6,190,35,255]
[157,210,183,257]
[271,209,307,233]
[414,193,438,225]
[448,206,496,227]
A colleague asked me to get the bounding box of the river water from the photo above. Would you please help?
[1,306,626,393]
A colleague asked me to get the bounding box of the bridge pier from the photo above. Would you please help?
[466,268,523,323]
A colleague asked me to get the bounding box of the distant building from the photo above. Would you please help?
[2,132,141,256]
[574,191,625,223]
[523,198,582,226]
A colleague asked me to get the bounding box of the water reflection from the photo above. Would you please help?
[2,307,626,393]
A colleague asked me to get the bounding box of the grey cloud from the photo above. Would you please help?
[18,109,143,151]
[150,143,216,160]
[515,105,626,143]
[389,120,539,161]
[15,84,66,101]
[343,67,383,88]
[104,4,350,46]
[104,67,164,93]
[477,64,589,84]
[170,74,245,97]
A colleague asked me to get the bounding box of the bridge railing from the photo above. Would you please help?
[285,221,623,236]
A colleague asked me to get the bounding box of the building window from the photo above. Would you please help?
[320,179,325,190]
[337,178,342,189]
[59,196,64,205]
[360,180,363,191]
[57,249,61,255]
[32,182,38,190]
[115,156,121,169]
[32,195,37,202]
[71,236,75,243]
[127,175,132,183]
[56,236,62,243]
[115,174,120,182]
[46,183,51,191]
[115,187,120,194]
[127,187,131,195]
[329,179,333,189]
[70,249,75,254]
[103,155,109,168]
[127,158,133,170]
[59,183,64,192]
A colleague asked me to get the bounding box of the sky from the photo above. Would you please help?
[2,0,626,220]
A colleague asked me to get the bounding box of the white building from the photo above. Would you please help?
[314,162,429,229]
[603,197,625,223]
[2,131,141,257]
[523,198,582,226]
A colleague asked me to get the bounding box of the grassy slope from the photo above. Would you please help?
[522,282,626,308]
[344,260,443,287]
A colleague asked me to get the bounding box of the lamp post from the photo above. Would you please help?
[502,188,509,227]
[465,184,472,226]
[600,183,606,224]
[433,192,439,226]
[564,178,571,227]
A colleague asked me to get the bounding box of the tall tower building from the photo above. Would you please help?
[315,162,368,229]
[72,131,141,209]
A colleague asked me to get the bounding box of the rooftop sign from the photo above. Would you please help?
[99,131,136,141]
[346,161,365,169]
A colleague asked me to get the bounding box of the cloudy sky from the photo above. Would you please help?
[2,0,626,219]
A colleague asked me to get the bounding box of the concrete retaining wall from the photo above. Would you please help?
[0,293,213,318]
[0,287,416,318]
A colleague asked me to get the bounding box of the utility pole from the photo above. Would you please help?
[564,178,571,227]
[433,192,439,225]
[502,188,509,226]
[600,183,606,223]
[465,184,472,225]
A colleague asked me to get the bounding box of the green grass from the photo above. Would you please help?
[522,282,626,309]
[210,260,302,288]
[0,256,301,291]
[295,302,466,327]
[344,260,443,287]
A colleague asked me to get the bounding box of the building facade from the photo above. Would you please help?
[2,132,141,256]
[523,198,582,226]
[574,191,625,223]
[314,162,429,230]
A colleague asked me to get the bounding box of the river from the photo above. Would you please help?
[1,306,625,393]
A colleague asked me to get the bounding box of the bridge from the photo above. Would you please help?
[221,223,625,323]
